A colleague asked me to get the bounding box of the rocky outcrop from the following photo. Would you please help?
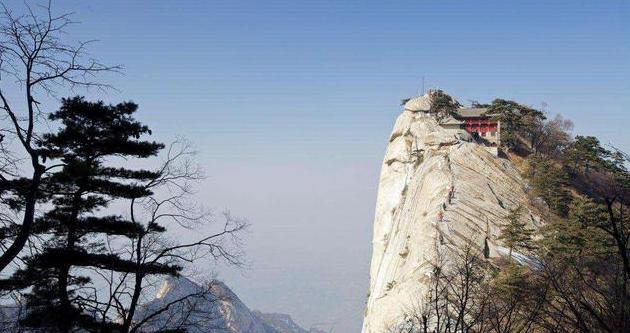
[362,94,540,332]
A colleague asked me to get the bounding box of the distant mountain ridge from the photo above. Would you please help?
[1,277,322,333]
[252,311,327,333]
[135,276,322,333]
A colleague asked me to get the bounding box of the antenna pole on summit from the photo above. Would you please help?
[417,76,426,96]
[422,76,425,95]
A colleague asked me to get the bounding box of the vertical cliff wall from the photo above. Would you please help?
[362,95,540,332]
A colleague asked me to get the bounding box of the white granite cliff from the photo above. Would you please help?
[361,95,540,332]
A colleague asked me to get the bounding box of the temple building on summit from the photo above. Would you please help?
[439,106,501,156]
[402,95,501,153]
[453,107,501,146]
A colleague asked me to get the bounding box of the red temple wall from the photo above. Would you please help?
[463,117,498,134]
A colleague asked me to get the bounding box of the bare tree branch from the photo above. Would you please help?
[0,0,120,273]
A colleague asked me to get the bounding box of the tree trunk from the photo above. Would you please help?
[0,162,43,272]
[57,192,83,333]
[122,235,145,333]
[605,199,630,280]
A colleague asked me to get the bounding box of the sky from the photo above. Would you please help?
[3,1,630,331]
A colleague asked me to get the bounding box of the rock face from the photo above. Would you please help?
[136,277,313,333]
[361,95,540,332]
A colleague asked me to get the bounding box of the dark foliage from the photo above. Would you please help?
[2,97,175,332]
[429,89,462,118]
[488,99,546,152]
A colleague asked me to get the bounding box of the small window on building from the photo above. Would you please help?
[490,131,496,137]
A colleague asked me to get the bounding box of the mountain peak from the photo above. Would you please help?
[362,108,540,332]
[137,276,315,333]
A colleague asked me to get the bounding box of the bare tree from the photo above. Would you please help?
[533,115,573,156]
[0,1,120,272]
[447,244,489,333]
[387,241,490,333]
[534,150,630,333]
[483,261,546,333]
[95,140,247,333]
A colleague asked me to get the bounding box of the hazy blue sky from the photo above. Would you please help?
[5,1,630,331]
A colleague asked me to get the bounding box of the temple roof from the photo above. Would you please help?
[439,116,464,125]
[455,107,489,118]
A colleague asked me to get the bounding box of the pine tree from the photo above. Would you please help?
[3,97,178,332]
[539,197,608,258]
[527,156,572,216]
[429,89,461,119]
[564,136,611,175]
[487,99,546,151]
[498,205,535,258]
